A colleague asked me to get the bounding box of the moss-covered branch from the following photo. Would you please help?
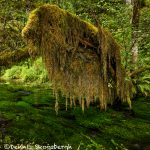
[0,49,29,67]
[129,66,150,78]
[22,4,132,110]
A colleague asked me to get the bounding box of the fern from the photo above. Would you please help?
[132,75,150,97]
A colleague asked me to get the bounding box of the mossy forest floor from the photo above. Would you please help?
[0,81,150,150]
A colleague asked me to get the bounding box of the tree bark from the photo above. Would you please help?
[124,0,132,4]
[131,0,141,65]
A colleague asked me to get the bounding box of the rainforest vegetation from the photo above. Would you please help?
[0,0,150,150]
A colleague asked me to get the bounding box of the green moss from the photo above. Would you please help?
[15,101,31,110]
[0,83,150,149]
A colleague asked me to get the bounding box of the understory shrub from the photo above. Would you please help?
[2,57,49,84]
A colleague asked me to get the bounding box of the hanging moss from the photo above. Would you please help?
[22,4,132,111]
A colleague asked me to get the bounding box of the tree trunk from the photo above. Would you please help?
[131,0,141,65]
[124,0,141,66]
[124,0,132,4]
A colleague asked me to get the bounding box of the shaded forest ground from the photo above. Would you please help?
[0,81,150,150]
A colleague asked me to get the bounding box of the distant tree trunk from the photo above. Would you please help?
[124,0,132,4]
[125,0,149,67]
[131,0,141,65]
[124,0,141,66]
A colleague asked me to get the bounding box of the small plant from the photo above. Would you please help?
[2,66,22,80]
[132,75,150,97]
[77,136,128,150]
[78,135,106,150]
[111,139,128,150]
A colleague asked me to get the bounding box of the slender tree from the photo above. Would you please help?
[131,0,141,65]
[124,0,148,66]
